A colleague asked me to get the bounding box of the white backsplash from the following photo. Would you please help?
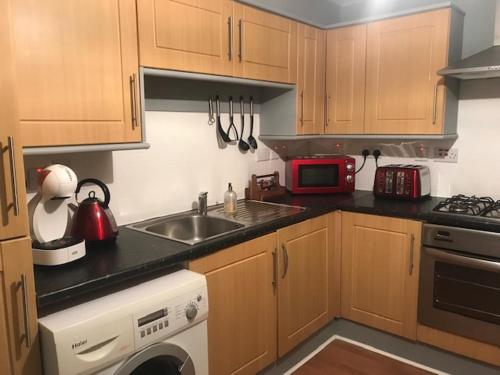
[24,112,284,226]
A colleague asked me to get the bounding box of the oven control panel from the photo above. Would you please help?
[133,287,208,348]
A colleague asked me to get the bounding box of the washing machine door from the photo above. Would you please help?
[114,342,195,375]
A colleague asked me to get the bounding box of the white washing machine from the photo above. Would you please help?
[38,269,208,375]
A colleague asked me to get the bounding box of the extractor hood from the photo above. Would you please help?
[439,45,500,79]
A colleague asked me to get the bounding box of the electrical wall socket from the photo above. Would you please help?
[433,147,458,163]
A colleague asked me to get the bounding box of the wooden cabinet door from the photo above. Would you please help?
[0,0,28,241]
[11,0,141,147]
[364,9,450,134]
[233,4,297,83]
[341,212,421,339]
[277,214,338,357]
[137,0,234,76]
[189,234,277,375]
[1,238,41,375]
[325,25,366,134]
[296,24,326,135]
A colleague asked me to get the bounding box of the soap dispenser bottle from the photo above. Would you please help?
[224,183,237,213]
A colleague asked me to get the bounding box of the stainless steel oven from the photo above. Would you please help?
[419,224,500,346]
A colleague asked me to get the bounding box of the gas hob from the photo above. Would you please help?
[433,194,500,219]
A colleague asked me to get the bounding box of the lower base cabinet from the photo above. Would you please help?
[189,213,339,374]
[189,233,277,375]
[341,212,421,340]
[277,213,339,357]
[0,238,41,375]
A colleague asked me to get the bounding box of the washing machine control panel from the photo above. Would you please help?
[133,286,208,348]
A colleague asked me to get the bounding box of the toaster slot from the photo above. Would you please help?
[385,171,394,194]
[396,171,405,195]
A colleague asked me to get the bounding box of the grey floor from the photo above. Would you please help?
[260,319,500,375]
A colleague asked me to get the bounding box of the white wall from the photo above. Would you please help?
[24,113,284,226]
[352,79,500,198]
[495,0,500,44]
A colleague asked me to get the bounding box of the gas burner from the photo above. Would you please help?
[433,195,495,216]
[449,203,469,214]
[481,201,500,219]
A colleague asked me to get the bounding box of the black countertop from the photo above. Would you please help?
[35,190,500,313]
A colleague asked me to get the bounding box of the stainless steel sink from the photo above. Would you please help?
[128,214,244,245]
[128,200,305,246]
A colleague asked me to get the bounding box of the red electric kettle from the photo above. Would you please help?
[71,178,118,245]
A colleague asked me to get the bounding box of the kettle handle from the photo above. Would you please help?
[75,178,111,208]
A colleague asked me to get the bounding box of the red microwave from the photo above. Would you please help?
[285,156,355,194]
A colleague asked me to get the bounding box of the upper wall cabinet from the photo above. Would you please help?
[296,24,325,135]
[325,24,366,135]
[11,0,142,147]
[322,8,462,136]
[138,1,297,84]
[233,3,297,83]
[364,9,454,135]
[1,0,28,241]
[137,0,234,76]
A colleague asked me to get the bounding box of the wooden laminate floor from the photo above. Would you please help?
[293,339,434,375]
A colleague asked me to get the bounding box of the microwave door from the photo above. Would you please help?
[298,164,339,188]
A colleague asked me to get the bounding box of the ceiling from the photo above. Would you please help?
[237,0,457,27]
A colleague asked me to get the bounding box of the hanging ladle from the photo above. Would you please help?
[216,95,231,142]
[248,96,258,149]
[238,96,250,152]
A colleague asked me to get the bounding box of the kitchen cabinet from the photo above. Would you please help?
[277,213,339,357]
[189,233,277,375]
[325,25,366,134]
[0,4,28,241]
[341,212,421,340]
[137,0,234,76]
[11,0,142,147]
[296,24,326,135]
[138,1,297,84]
[232,3,297,83]
[1,4,41,374]
[189,213,339,370]
[0,238,40,375]
[364,9,451,134]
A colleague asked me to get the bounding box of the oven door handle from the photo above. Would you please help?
[425,247,500,273]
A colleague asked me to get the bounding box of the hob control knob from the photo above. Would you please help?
[346,163,354,171]
[185,303,198,321]
[346,175,354,183]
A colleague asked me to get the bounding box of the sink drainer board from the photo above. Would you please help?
[127,200,304,246]
[209,200,304,225]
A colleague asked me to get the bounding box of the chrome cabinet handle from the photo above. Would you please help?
[20,274,31,348]
[272,248,277,291]
[432,83,438,124]
[238,19,243,62]
[7,136,20,216]
[281,244,289,279]
[300,91,304,127]
[227,16,233,61]
[129,74,138,129]
[409,234,415,275]
[326,94,331,126]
